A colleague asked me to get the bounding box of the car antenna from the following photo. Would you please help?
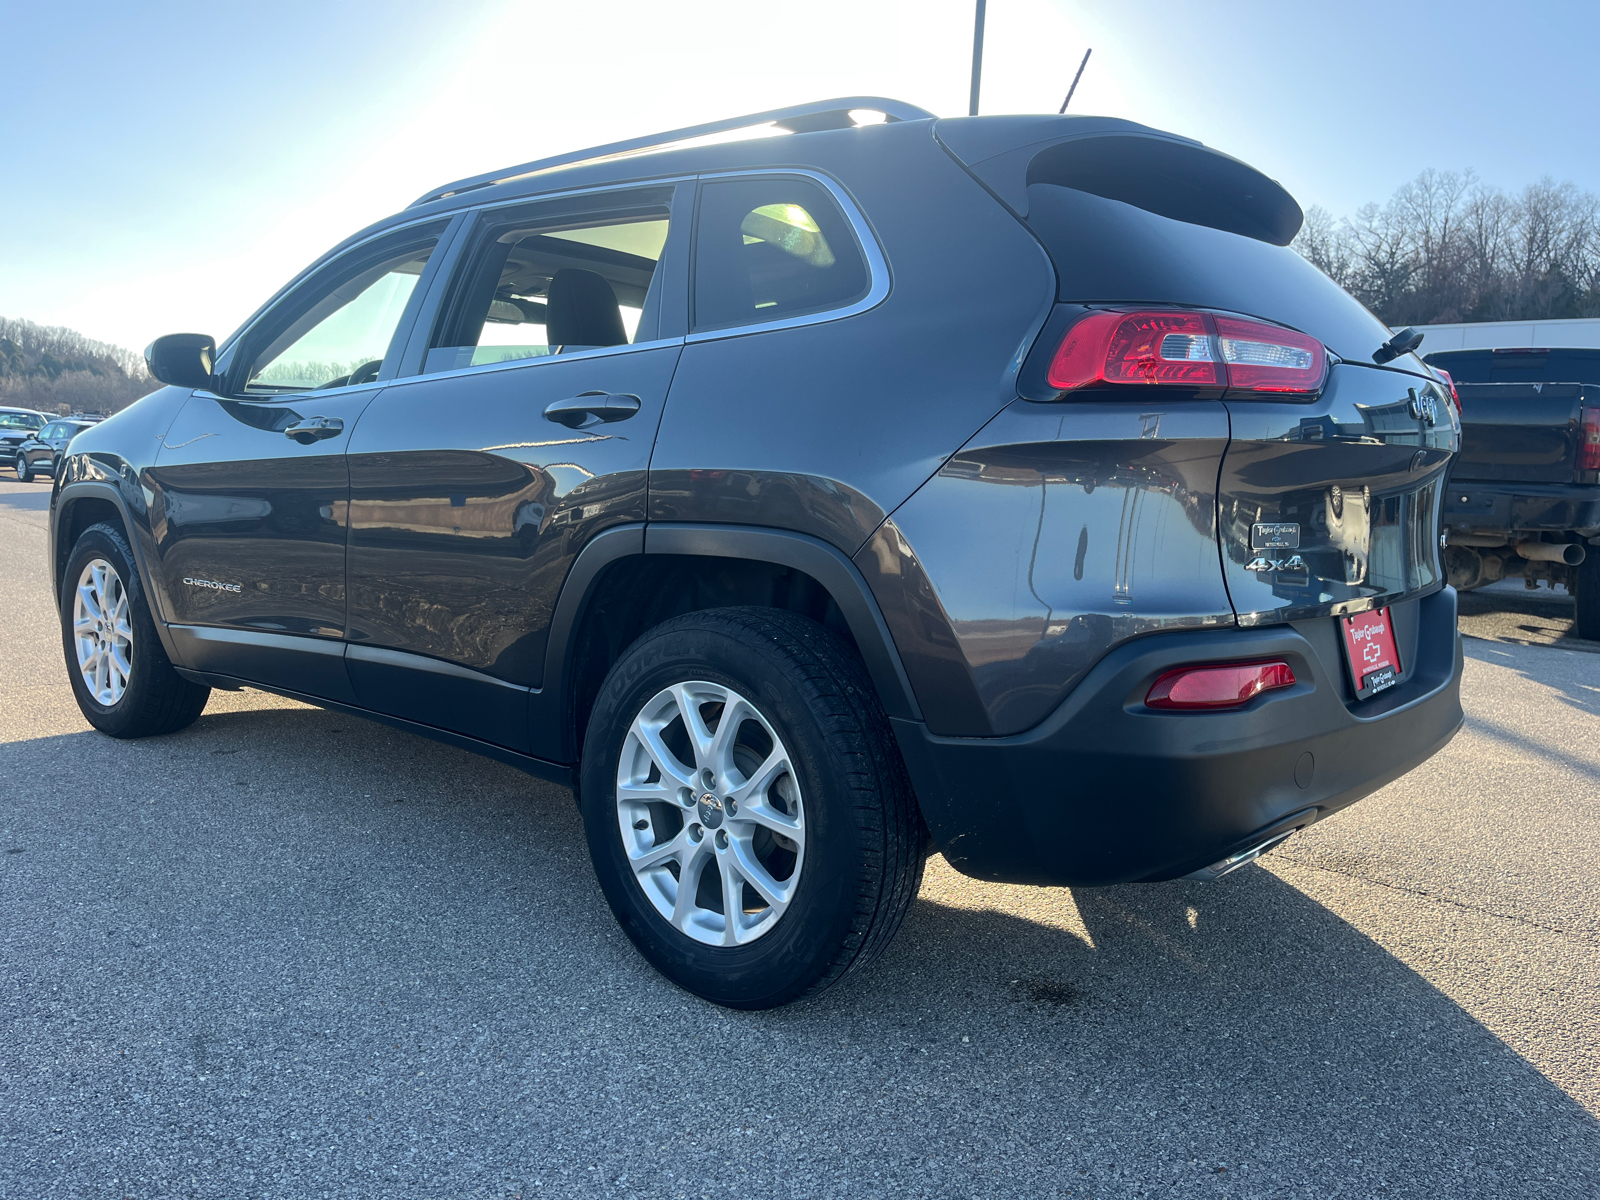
[969,0,987,116]
[1059,48,1092,113]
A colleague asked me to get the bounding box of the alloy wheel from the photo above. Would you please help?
[615,680,805,946]
[73,558,133,705]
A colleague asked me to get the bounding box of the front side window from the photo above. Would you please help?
[691,176,870,333]
[41,422,66,438]
[425,199,672,375]
[237,230,443,396]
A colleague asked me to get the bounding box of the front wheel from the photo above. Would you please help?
[61,523,210,737]
[1576,551,1600,641]
[580,608,926,1009]
[14,454,30,482]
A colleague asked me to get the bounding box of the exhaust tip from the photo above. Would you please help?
[1516,540,1586,566]
[1183,830,1296,882]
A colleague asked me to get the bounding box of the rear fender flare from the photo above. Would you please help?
[535,522,923,763]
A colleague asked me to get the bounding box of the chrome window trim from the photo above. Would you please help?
[685,168,891,344]
[383,335,687,392]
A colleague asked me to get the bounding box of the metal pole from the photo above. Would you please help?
[1059,47,1091,113]
[969,0,987,116]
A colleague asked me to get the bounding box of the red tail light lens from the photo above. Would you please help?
[1580,407,1600,472]
[1433,367,1461,413]
[1047,309,1326,395]
[1145,660,1296,710]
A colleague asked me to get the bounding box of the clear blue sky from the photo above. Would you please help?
[3,0,1597,353]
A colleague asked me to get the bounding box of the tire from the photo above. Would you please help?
[15,454,30,483]
[579,607,927,1009]
[1576,551,1600,642]
[60,522,210,738]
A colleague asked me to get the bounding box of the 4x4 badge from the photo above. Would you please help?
[1246,554,1307,573]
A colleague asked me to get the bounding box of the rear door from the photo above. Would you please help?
[146,220,450,699]
[342,184,687,751]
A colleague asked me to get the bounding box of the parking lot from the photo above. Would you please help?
[2,476,1597,1199]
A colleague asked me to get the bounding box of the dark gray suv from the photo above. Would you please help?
[48,98,1463,1008]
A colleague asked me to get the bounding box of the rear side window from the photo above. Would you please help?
[692,177,870,333]
[1025,183,1392,363]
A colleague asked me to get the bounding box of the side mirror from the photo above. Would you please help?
[145,333,217,390]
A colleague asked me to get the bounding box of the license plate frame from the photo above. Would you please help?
[1340,607,1402,700]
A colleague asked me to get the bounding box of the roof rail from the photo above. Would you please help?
[408,96,936,208]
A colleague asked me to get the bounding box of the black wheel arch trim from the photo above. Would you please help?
[52,479,186,668]
[532,521,923,764]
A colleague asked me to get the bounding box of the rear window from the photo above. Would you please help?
[1025,183,1393,364]
[1424,349,1600,385]
[692,177,870,333]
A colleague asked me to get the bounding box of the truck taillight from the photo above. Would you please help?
[1145,660,1296,710]
[1433,367,1461,414]
[1046,309,1326,395]
[1580,407,1600,472]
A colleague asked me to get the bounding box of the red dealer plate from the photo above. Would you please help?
[1340,607,1401,698]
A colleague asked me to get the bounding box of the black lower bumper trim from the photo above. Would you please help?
[894,588,1464,886]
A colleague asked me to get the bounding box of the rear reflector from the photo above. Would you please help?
[1047,309,1326,395]
[1580,407,1600,472]
[1146,660,1296,710]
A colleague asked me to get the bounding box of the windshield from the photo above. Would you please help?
[0,412,43,430]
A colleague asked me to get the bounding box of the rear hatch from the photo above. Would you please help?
[940,115,1461,628]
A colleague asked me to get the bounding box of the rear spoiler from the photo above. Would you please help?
[934,114,1302,246]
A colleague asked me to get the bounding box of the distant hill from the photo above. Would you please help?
[0,317,155,415]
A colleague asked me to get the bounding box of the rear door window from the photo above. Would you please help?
[691,176,870,333]
[424,191,674,374]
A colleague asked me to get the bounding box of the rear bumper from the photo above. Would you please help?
[1445,480,1600,539]
[894,587,1463,886]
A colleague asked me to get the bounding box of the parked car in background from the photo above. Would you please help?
[1426,347,1600,639]
[50,98,1463,1008]
[14,416,102,482]
[0,406,49,469]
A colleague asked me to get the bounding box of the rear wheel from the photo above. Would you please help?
[61,523,210,737]
[580,607,926,1009]
[1576,552,1600,642]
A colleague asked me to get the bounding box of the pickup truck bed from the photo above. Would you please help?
[1426,348,1600,638]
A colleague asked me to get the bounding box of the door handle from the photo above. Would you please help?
[543,392,641,429]
[283,416,344,444]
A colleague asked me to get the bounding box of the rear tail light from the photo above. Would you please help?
[1047,310,1326,395]
[1145,660,1296,710]
[1580,407,1600,472]
[1433,367,1461,413]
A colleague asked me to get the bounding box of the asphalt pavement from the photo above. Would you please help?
[2,477,1598,1199]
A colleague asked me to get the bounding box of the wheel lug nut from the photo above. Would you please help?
[715,829,729,850]
[726,799,738,816]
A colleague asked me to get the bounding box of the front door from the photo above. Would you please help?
[146,222,448,699]
[343,185,686,751]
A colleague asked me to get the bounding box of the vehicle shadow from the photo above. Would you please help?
[4,701,1598,1198]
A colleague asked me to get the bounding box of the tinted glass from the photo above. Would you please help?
[426,207,670,375]
[1025,183,1393,363]
[241,235,440,395]
[1424,349,1600,385]
[692,177,869,332]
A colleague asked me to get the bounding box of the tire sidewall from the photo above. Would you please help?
[61,525,162,736]
[580,618,870,1008]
